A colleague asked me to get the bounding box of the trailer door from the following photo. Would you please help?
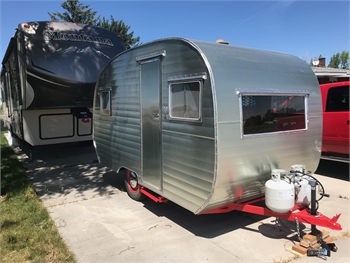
[140,57,162,190]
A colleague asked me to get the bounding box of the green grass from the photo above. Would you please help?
[1,131,76,263]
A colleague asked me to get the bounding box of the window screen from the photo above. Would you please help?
[325,85,349,112]
[100,90,111,116]
[169,81,201,121]
[242,95,306,135]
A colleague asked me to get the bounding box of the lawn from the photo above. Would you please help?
[0,131,76,263]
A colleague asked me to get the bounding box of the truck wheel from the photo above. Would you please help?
[124,169,144,201]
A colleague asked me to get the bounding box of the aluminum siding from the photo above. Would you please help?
[94,39,216,213]
[191,40,322,213]
[160,41,215,212]
[94,51,142,175]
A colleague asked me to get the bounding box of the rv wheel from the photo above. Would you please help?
[124,170,145,201]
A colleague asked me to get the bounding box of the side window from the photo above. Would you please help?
[241,94,307,136]
[169,80,202,121]
[99,89,111,116]
[325,85,349,112]
[6,51,19,109]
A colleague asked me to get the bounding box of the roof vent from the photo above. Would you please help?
[216,39,229,45]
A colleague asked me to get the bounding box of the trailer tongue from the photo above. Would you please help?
[141,165,342,232]
[199,197,342,231]
[139,164,342,259]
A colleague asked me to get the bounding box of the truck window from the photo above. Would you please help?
[325,85,349,112]
[241,95,306,135]
[169,80,201,121]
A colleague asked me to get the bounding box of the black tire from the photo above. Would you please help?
[124,169,145,201]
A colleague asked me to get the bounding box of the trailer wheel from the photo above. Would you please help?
[124,169,144,201]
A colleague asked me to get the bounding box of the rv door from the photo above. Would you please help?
[140,58,162,190]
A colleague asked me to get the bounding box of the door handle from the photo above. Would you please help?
[152,112,159,118]
[347,120,350,125]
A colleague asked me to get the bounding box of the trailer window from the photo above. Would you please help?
[169,81,201,121]
[100,90,111,116]
[241,95,306,135]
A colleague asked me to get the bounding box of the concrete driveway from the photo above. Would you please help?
[15,142,350,263]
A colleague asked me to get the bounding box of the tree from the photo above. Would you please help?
[328,53,341,68]
[328,51,349,69]
[340,50,349,69]
[48,0,99,25]
[96,16,140,49]
[48,0,141,49]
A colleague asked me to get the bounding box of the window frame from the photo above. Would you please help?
[236,88,309,138]
[99,87,112,116]
[168,74,205,123]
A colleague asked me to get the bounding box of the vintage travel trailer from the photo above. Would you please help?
[93,38,323,215]
[1,21,125,147]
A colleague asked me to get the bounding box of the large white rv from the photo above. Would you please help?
[1,21,125,148]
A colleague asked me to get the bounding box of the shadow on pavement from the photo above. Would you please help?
[15,142,120,205]
[13,138,307,241]
[140,195,304,240]
[315,159,349,181]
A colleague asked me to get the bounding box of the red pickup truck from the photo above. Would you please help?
[320,81,349,161]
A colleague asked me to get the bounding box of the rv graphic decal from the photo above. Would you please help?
[44,30,114,46]
[57,46,111,59]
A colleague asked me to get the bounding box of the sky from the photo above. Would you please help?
[0,0,349,66]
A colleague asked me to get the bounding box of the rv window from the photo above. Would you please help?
[169,81,201,121]
[7,51,19,109]
[242,95,306,135]
[100,90,111,116]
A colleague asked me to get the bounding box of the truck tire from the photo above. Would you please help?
[124,169,145,201]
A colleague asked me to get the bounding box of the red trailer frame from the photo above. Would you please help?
[140,187,342,231]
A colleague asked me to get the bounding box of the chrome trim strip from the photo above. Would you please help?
[136,50,166,62]
[98,87,112,91]
[320,155,350,163]
[168,72,207,82]
[235,88,310,96]
[162,130,214,141]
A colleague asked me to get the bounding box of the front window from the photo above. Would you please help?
[169,81,201,121]
[241,95,307,135]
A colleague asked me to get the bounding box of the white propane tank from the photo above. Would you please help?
[265,169,295,213]
[291,164,306,173]
[295,178,311,206]
[291,164,311,206]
